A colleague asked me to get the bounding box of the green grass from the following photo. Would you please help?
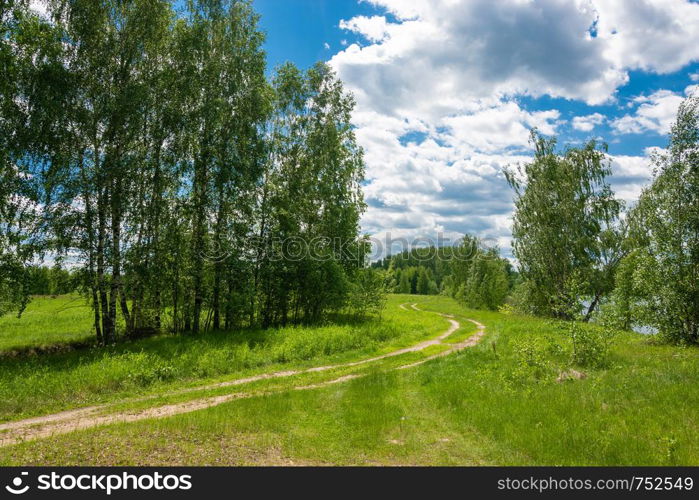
[1,294,698,466]
[0,295,95,352]
[0,295,446,422]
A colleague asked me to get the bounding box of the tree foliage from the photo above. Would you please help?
[505,132,624,320]
[0,0,371,340]
[374,237,513,311]
[614,96,699,343]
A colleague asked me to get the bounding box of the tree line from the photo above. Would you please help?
[0,0,373,342]
[506,96,699,344]
[372,240,516,311]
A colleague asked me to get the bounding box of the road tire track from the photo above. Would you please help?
[0,303,485,447]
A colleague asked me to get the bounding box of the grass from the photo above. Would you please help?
[0,294,447,422]
[0,295,95,352]
[1,294,698,465]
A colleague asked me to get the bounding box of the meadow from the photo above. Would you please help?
[0,294,447,422]
[1,293,698,465]
[0,295,95,352]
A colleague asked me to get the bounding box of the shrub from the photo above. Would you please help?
[568,322,614,368]
[510,337,551,381]
[347,269,387,318]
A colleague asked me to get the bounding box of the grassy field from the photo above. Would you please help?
[0,295,96,351]
[0,294,448,422]
[1,294,698,465]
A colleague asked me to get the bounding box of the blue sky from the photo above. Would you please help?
[253,0,699,258]
[254,0,370,69]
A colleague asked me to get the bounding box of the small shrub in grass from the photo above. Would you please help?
[497,303,518,315]
[509,338,552,382]
[544,335,566,358]
[346,269,387,319]
[660,436,679,465]
[128,360,178,386]
[568,322,615,368]
[194,349,235,377]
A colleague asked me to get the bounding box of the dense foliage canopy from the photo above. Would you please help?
[612,96,699,343]
[0,0,371,340]
[505,132,624,321]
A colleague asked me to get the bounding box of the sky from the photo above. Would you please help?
[256,0,699,259]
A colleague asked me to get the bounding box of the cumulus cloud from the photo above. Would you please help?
[339,15,390,43]
[441,103,561,153]
[611,87,696,134]
[607,152,655,203]
[594,0,699,74]
[332,0,638,112]
[572,113,606,132]
[29,0,49,18]
[326,0,699,256]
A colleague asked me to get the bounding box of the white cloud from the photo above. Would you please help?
[611,89,688,134]
[339,15,390,43]
[29,0,49,18]
[594,0,699,74]
[323,42,330,50]
[608,153,655,203]
[334,0,634,112]
[354,102,563,257]
[441,103,561,153]
[572,113,606,132]
[690,71,699,82]
[327,0,699,255]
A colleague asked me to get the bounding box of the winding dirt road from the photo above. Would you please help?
[0,303,486,447]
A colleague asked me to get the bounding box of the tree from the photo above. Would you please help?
[1,1,368,342]
[458,250,509,310]
[174,0,269,333]
[446,238,511,310]
[416,268,430,295]
[347,268,386,318]
[397,270,411,294]
[37,0,173,342]
[619,96,699,343]
[254,62,366,325]
[505,131,624,320]
[0,1,28,316]
[0,1,60,316]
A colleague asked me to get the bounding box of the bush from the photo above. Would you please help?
[504,281,536,315]
[347,269,387,318]
[498,303,519,315]
[568,322,614,368]
[510,337,551,381]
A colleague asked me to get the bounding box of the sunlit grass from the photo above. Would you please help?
[2,294,698,466]
[0,295,95,351]
[0,295,446,422]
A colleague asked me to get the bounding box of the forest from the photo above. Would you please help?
[1,0,380,344]
[371,241,516,311]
